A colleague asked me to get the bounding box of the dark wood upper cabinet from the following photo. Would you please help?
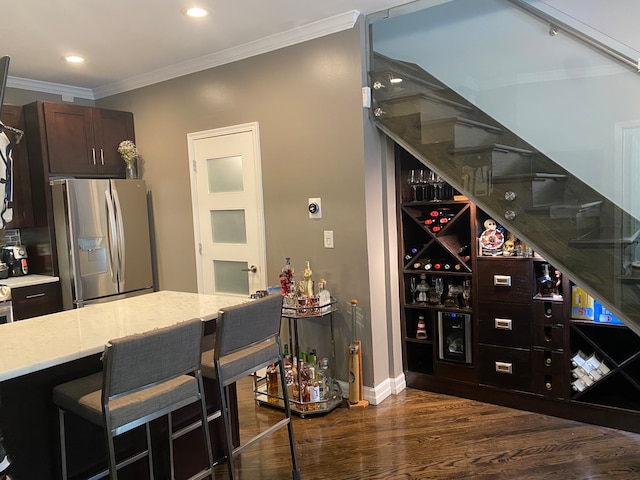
[1,104,34,228]
[40,101,134,177]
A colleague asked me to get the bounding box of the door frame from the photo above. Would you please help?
[187,122,267,294]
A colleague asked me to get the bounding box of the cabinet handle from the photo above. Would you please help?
[25,293,46,299]
[493,275,512,287]
[91,148,97,165]
[100,149,105,166]
[494,318,512,330]
[495,361,513,374]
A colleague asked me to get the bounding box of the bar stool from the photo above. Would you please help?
[204,294,300,480]
[52,318,215,480]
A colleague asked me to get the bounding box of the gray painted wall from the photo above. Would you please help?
[95,24,383,388]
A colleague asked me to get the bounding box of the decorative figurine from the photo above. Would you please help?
[416,274,429,303]
[479,218,504,256]
[416,316,428,339]
[502,233,517,256]
[303,260,314,297]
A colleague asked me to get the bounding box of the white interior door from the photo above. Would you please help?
[188,123,266,296]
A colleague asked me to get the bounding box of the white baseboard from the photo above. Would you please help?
[338,372,406,406]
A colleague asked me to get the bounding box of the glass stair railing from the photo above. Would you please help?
[369,36,640,333]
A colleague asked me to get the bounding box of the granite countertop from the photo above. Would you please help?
[0,274,59,289]
[0,290,247,381]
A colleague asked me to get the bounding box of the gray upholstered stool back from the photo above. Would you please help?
[212,294,300,480]
[53,318,215,480]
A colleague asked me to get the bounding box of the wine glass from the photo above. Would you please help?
[434,174,445,201]
[408,169,419,202]
[462,279,471,308]
[427,171,440,202]
[418,170,428,202]
[410,276,417,304]
[434,277,444,306]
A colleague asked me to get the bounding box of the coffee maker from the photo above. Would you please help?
[2,245,28,276]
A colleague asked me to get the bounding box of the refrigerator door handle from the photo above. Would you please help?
[112,187,126,288]
[105,189,119,284]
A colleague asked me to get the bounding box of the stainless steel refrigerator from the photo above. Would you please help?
[51,178,154,309]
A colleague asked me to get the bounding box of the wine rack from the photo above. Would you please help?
[569,320,640,412]
[398,148,476,383]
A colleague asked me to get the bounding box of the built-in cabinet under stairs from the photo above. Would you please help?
[370,53,640,335]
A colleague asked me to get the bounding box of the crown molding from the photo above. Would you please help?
[4,10,361,101]
[7,76,95,100]
[93,10,361,99]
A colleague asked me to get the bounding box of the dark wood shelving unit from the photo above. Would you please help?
[396,143,640,434]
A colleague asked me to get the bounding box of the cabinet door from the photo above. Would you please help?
[1,105,34,227]
[42,102,97,175]
[93,108,134,177]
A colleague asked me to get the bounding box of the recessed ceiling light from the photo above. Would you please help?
[185,7,208,17]
[65,55,85,64]
[390,77,403,84]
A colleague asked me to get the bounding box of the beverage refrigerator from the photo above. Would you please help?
[51,178,154,309]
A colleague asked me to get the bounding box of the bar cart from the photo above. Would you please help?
[254,296,343,417]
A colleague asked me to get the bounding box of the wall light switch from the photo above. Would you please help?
[324,230,334,248]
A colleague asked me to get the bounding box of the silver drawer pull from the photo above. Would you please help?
[494,318,512,330]
[495,361,513,374]
[493,275,512,287]
[25,293,46,299]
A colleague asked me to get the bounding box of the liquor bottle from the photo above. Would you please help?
[307,352,320,406]
[266,363,279,404]
[538,263,555,296]
[318,279,332,313]
[283,344,294,387]
[319,357,331,400]
[279,257,294,295]
[291,356,299,402]
[299,359,310,409]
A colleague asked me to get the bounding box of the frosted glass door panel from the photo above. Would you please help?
[214,260,249,295]
[207,156,243,193]
[210,209,247,244]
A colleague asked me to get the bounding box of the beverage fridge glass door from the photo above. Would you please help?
[437,311,472,364]
[110,179,153,294]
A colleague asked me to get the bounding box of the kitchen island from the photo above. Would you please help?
[0,290,246,479]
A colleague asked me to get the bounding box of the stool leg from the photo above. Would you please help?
[146,423,154,480]
[218,381,236,480]
[278,359,300,480]
[168,412,175,480]
[106,429,118,480]
[58,409,68,480]
[197,374,215,479]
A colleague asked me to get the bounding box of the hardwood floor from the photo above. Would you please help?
[210,376,640,480]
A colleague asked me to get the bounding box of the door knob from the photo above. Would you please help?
[241,265,257,273]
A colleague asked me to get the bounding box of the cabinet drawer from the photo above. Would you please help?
[533,300,564,325]
[477,259,534,303]
[533,323,564,350]
[532,349,567,398]
[531,348,565,374]
[12,282,62,320]
[477,344,531,392]
[478,301,532,348]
